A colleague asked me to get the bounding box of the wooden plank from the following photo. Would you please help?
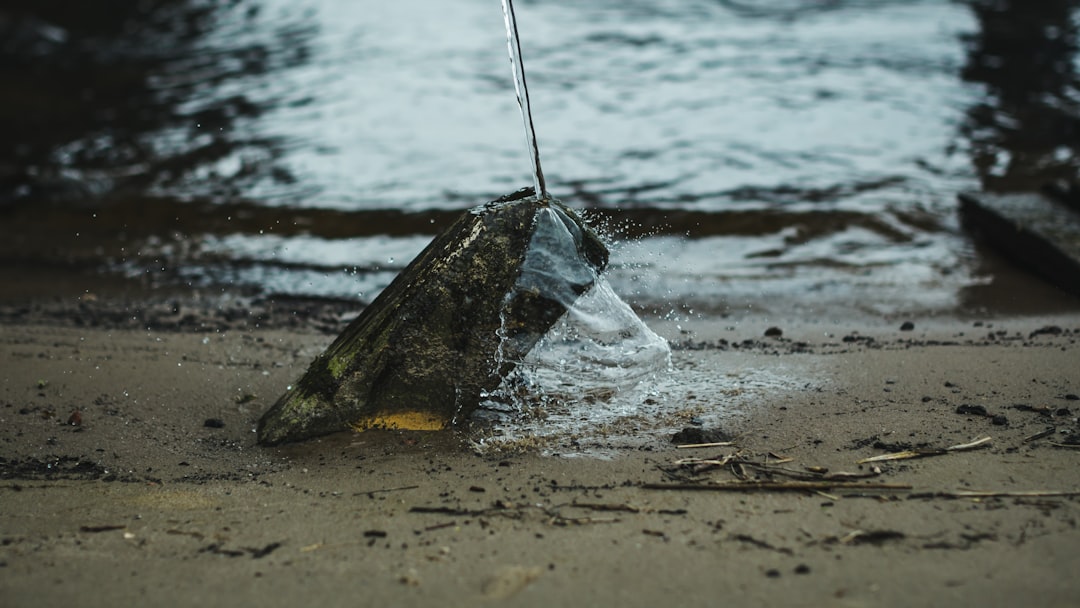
[959,191,1080,295]
[256,189,608,445]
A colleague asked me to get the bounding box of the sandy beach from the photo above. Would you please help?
[2,301,1078,607]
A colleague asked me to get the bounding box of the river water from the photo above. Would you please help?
[2,0,1079,320]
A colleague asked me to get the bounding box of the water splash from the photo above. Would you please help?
[477,273,672,450]
[479,202,673,451]
[500,0,547,199]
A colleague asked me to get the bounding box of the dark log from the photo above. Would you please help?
[257,189,608,445]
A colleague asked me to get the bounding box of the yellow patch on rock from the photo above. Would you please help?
[349,411,448,432]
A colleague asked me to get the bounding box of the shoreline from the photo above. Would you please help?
[2,310,1079,606]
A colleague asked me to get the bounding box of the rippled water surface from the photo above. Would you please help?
[3,0,1080,318]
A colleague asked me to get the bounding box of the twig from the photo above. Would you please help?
[836,530,906,545]
[1022,428,1056,443]
[765,452,795,464]
[1050,442,1080,450]
[730,533,793,555]
[736,461,881,482]
[673,455,736,466]
[676,442,734,449]
[80,524,126,533]
[354,484,420,497]
[947,436,993,451]
[911,490,1080,499]
[856,436,991,464]
[424,521,457,532]
[570,501,642,513]
[550,516,620,526]
[642,481,911,492]
[410,506,483,516]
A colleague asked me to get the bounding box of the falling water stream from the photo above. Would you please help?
[500,0,547,199]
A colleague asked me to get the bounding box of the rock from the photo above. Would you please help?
[671,427,732,445]
[256,189,608,445]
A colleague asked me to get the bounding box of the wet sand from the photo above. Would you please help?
[2,307,1079,607]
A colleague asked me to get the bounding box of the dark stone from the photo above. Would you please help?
[1030,325,1063,338]
[671,427,732,445]
[764,326,783,337]
[899,321,915,331]
[257,191,608,445]
[203,418,225,429]
[956,404,989,417]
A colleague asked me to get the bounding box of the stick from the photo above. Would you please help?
[354,484,420,497]
[765,452,795,464]
[911,490,1080,499]
[735,462,881,482]
[1023,428,1056,443]
[946,436,993,451]
[641,481,912,492]
[424,521,457,532]
[676,442,734,449]
[856,436,991,464]
[410,506,480,516]
[674,456,737,467]
[570,502,641,513]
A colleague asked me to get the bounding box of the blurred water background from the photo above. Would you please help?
[2,0,1079,321]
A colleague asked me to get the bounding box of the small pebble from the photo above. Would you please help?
[203,418,225,429]
[764,326,783,338]
[899,321,915,331]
